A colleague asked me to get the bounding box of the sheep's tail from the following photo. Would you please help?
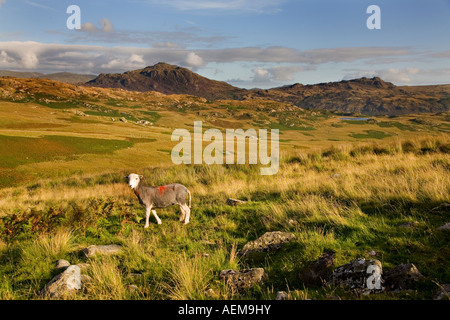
[187,189,191,208]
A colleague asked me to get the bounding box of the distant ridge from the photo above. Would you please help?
[0,70,96,84]
[2,63,448,116]
[84,63,450,115]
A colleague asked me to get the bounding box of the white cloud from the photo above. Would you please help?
[130,54,145,64]
[252,65,313,83]
[184,52,204,69]
[252,67,270,81]
[21,52,39,68]
[81,18,114,32]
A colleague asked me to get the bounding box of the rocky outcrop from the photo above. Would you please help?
[383,263,424,291]
[330,258,384,294]
[300,250,336,286]
[41,265,82,298]
[82,244,123,258]
[238,231,295,259]
[220,268,268,292]
[226,198,246,206]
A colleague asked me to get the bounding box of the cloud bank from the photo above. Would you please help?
[0,40,447,87]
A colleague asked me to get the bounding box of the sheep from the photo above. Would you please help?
[125,173,191,227]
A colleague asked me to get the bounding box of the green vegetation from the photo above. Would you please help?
[0,135,134,170]
[0,136,448,300]
[350,130,392,139]
[0,83,449,300]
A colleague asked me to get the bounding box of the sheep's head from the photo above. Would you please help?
[125,173,143,189]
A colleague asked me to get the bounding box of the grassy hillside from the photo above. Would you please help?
[0,77,449,300]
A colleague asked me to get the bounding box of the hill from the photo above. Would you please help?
[0,70,96,84]
[249,77,450,116]
[85,63,450,116]
[85,62,246,100]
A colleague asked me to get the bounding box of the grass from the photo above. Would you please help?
[350,130,392,139]
[0,88,449,300]
[0,136,448,300]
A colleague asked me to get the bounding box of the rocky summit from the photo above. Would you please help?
[85,62,246,101]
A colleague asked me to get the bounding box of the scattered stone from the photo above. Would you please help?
[300,250,335,286]
[127,285,138,292]
[330,258,384,294]
[119,117,127,123]
[368,250,377,256]
[433,284,450,300]
[41,265,82,298]
[238,231,296,259]
[82,244,123,258]
[226,198,246,206]
[220,268,268,292]
[438,222,450,230]
[136,120,152,125]
[276,291,289,300]
[383,263,424,292]
[398,221,418,228]
[55,259,71,270]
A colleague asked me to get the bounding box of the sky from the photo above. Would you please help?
[0,0,449,88]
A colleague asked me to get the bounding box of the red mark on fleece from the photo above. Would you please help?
[158,186,166,195]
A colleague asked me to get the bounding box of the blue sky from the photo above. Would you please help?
[0,0,449,88]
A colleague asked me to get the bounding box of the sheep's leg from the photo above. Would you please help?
[144,206,152,228]
[151,209,162,225]
[179,205,186,222]
[182,205,190,224]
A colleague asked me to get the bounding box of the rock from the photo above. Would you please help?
[55,259,71,270]
[238,231,295,259]
[383,263,424,291]
[330,258,384,294]
[136,120,151,125]
[119,117,127,123]
[82,244,123,258]
[300,250,335,286]
[438,222,450,230]
[41,265,82,298]
[433,284,450,300]
[220,268,268,292]
[127,285,138,292]
[398,221,418,228]
[276,291,289,300]
[226,198,246,206]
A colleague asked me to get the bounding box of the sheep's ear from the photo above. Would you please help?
[124,175,128,179]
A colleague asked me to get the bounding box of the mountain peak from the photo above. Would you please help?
[85,63,245,100]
